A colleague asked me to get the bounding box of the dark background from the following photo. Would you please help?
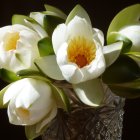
[0,0,140,140]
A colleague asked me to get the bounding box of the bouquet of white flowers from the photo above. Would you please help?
[0,3,140,140]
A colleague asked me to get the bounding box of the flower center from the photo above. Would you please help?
[67,36,96,68]
[4,32,20,51]
[16,107,30,119]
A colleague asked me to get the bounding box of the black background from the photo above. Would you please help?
[0,0,140,140]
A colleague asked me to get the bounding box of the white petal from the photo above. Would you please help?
[36,104,57,133]
[0,51,25,72]
[3,80,25,104]
[18,29,40,48]
[67,16,93,40]
[93,28,104,46]
[56,42,68,65]
[15,80,40,108]
[24,19,48,38]
[52,24,67,54]
[119,25,140,51]
[30,12,45,26]
[73,79,105,106]
[81,45,106,81]
[103,41,123,67]
[28,82,54,125]
[35,55,64,80]
[60,64,83,84]
[7,97,22,125]
[0,26,12,42]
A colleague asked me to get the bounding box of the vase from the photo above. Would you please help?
[42,83,125,140]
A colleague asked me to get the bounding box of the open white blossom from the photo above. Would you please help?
[0,24,40,72]
[52,16,106,84]
[35,15,123,107]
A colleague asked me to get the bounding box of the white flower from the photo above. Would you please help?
[3,78,57,132]
[0,24,40,72]
[52,16,105,84]
[35,15,123,107]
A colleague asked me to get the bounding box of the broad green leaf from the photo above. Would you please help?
[0,85,10,108]
[73,79,105,107]
[25,124,46,140]
[125,51,140,63]
[38,37,54,57]
[44,4,67,20]
[16,69,50,82]
[107,4,140,36]
[0,68,20,83]
[102,55,140,84]
[50,84,70,112]
[65,4,92,26]
[12,14,30,26]
[35,55,64,81]
[108,79,140,98]
[17,69,41,77]
[107,32,132,53]
[103,41,123,67]
[43,15,65,36]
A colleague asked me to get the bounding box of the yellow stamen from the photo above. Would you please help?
[4,32,20,51]
[67,36,96,68]
[17,107,30,119]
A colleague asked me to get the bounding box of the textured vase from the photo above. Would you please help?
[42,83,125,140]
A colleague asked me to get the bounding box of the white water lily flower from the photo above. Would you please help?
[119,25,140,51]
[52,16,106,84]
[3,78,57,132]
[0,24,41,72]
[35,15,123,107]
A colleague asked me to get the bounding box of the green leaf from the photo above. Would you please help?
[38,37,54,57]
[107,32,132,53]
[102,55,140,84]
[103,41,123,67]
[65,4,92,25]
[25,124,46,140]
[17,69,41,77]
[50,84,70,112]
[0,85,10,108]
[17,69,50,82]
[44,4,67,20]
[43,15,65,36]
[73,79,105,107]
[0,68,20,83]
[108,79,140,98]
[12,14,30,26]
[125,51,140,63]
[35,55,64,81]
[107,4,140,36]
